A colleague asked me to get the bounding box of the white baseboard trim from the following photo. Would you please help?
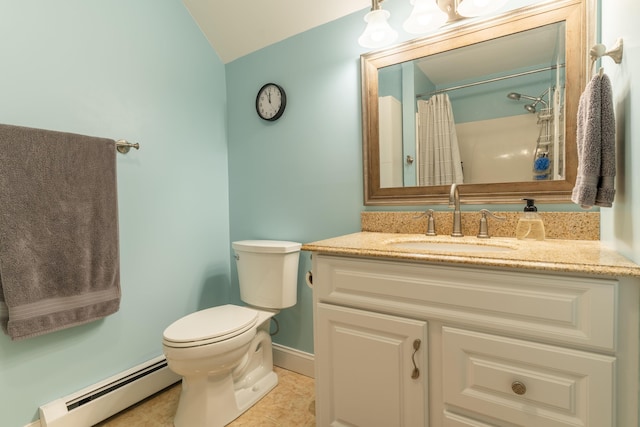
[24,345,312,427]
[272,343,315,378]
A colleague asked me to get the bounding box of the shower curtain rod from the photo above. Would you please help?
[416,64,565,99]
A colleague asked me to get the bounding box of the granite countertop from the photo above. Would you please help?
[302,232,640,278]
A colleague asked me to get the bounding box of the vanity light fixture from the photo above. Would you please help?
[358,0,399,49]
[403,0,449,35]
[359,0,508,48]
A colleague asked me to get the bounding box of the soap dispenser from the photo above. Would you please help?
[515,198,545,240]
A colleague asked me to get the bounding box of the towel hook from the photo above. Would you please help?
[116,139,140,154]
[589,38,623,73]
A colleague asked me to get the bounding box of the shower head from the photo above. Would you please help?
[527,90,550,113]
[525,104,537,113]
[507,89,550,113]
[507,92,537,102]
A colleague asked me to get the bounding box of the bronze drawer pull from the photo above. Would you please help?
[511,381,527,395]
[411,339,421,379]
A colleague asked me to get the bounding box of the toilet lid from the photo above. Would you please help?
[163,305,258,344]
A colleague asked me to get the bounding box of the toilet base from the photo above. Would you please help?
[171,316,278,427]
[235,370,278,417]
[173,367,278,427]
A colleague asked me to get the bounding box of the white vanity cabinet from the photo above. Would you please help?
[311,254,640,427]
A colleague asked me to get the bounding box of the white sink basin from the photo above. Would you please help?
[388,241,515,253]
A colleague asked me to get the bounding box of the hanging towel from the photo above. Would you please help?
[571,73,616,208]
[0,124,120,340]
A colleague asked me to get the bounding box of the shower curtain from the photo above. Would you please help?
[417,94,464,186]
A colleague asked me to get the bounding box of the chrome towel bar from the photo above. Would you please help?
[116,139,140,154]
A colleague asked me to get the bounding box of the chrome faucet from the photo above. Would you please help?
[477,209,506,238]
[414,209,437,236]
[449,183,463,237]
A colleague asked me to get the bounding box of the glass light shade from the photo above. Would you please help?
[403,0,448,34]
[457,0,508,17]
[358,9,398,49]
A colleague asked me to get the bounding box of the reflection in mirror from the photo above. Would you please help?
[378,22,566,188]
[362,0,592,205]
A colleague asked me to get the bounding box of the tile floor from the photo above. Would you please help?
[94,367,315,426]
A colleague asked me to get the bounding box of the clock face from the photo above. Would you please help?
[256,83,286,121]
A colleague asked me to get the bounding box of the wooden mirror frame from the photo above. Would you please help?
[362,0,594,205]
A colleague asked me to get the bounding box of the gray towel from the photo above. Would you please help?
[571,73,616,208]
[0,124,120,340]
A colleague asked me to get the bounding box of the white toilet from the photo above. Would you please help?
[162,240,302,427]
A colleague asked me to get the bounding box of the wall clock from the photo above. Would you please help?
[256,83,286,121]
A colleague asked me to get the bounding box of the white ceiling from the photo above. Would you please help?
[182,0,371,63]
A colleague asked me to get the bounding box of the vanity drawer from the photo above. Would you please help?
[442,326,615,427]
[315,255,617,351]
[443,411,495,427]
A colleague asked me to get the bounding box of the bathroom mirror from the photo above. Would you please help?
[362,0,593,205]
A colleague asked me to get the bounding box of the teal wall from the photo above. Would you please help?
[0,1,229,426]
[379,63,403,99]
[447,67,560,123]
[225,13,367,353]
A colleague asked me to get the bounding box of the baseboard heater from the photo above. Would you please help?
[39,355,180,427]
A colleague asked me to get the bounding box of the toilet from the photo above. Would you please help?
[162,240,301,427]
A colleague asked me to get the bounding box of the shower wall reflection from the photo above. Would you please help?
[457,84,564,184]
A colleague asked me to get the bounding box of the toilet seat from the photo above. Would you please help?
[163,304,258,348]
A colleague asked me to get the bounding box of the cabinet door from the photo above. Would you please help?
[316,303,428,427]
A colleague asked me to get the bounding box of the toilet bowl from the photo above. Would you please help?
[162,240,301,427]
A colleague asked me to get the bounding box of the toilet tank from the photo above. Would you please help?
[232,240,302,309]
